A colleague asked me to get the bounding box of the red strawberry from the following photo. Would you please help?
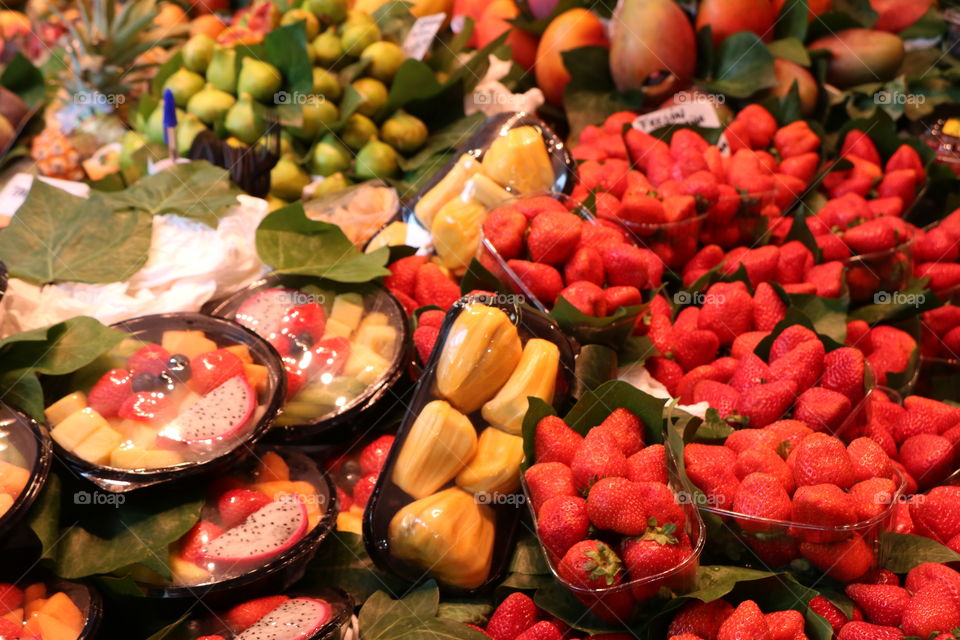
[483,205,528,260]
[593,408,645,456]
[127,344,172,376]
[905,563,960,599]
[636,480,685,529]
[578,222,627,252]
[791,433,857,489]
[538,495,590,559]
[765,609,805,640]
[899,434,954,489]
[571,429,629,491]
[525,462,578,513]
[528,211,582,265]
[385,255,428,297]
[800,534,874,582]
[87,368,134,418]
[515,195,572,220]
[733,472,792,532]
[0,584,23,613]
[0,618,24,638]
[225,595,290,631]
[559,281,608,316]
[697,281,754,345]
[668,599,735,640]
[736,105,778,149]
[392,290,418,315]
[485,592,538,640]
[352,473,377,508]
[218,489,272,528]
[358,435,395,477]
[535,416,584,466]
[916,262,960,293]
[693,380,741,419]
[515,621,563,640]
[886,143,925,175]
[626,445,668,484]
[685,444,739,508]
[901,585,960,639]
[753,282,786,332]
[810,596,850,635]
[190,349,246,395]
[557,540,633,623]
[836,621,904,640]
[564,247,605,287]
[914,227,960,263]
[647,356,685,397]
[600,244,649,290]
[877,169,917,207]
[903,395,960,435]
[736,246,780,288]
[621,530,689,601]
[118,391,173,422]
[734,448,794,494]
[507,260,564,306]
[843,219,896,255]
[279,303,326,342]
[414,263,460,309]
[180,521,224,561]
[605,285,642,311]
[806,261,845,297]
[730,331,769,360]
[672,329,720,372]
[413,325,440,363]
[726,428,779,455]
[840,130,882,166]
[791,484,858,542]
[822,347,865,405]
[909,486,960,543]
[767,419,814,451]
[736,380,796,428]
[779,152,821,186]
[770,325,817,361]
[770,339,824,392]
[586,477,648,535]
[794,387,852,433]
[844,583,909,627]
[417,310,445,328]
[846,437,892,482]
[717,601,770,640]
[617,190,666,225]
[774,121,820,159]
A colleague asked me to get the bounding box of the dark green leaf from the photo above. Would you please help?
[372,0,416,40]
[459,257,507,296]
[767,38,811,67]
[785,212,823,262]
[437,601,491,625]
[562,46,644,141]
[774,0,809,41]
[400,112,486,172]
[301,531,406,603]
[830,0,878,27]
[881,533,960,573]
[1,317,126,376]
[849,279,938,324]
[266,22,313,95]
[507,534,550,576]
[360,582,440,634]
[564,381,667,445]
[0,52,45,107]
[785,290,850,344]
[572,344,618,399]
[683,565,779,602]
[705,32,778,98]
[27,471,60,561]
[899,6,947,39]
[551,297,643,349]
[387,60,443,114]
[151,51,184,98]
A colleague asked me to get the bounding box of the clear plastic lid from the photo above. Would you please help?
[0,402,51,538]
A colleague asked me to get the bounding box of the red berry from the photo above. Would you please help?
[189,349,246,394]
[127,344,171,376]
[279,302,326,342]
[87,368,134,418]
[225,595,289,632]
[218,489,272,528]
[117,391,173,423]
[359,435,395,477]
[352,474,378,508]
[180,521,224,561]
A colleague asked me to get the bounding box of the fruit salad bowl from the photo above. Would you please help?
[43,313,285,492]
[0,574,103,640]
[130,447,337,603]
[208,275,409,443]
[0,402,52,541]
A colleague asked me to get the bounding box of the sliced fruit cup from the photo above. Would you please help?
[131,447,337,600]
[363,294,576,594]
[605,211,707,271]
[303,179,400,249]
[696,468,906,581]
[321,432,397,536]
[42,313,285,492]
[0,574,103,640]
[842,237,915,304]
[0,402,52,541]
[208,275,408,442]
[920,109,960,176]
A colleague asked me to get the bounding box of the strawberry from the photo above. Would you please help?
[866,196,903,218]
[417,310,445,328]
[767,419,814,451]
[626,445,668,484]
[717,600,770,640]
[752,282,786,332]
[507,260,564,306]
[515,621,563,640]
[726,428,779,454]
[730,331,768,360]
[557,538,628,597]
[578,221,628,252]
[621,530,690,601]
[903,395,960,436]
[647,356,684,397]
[806,261,845,298]
[535,416,584,466]
[914,227,960,263]
[337,487,352,512]
[600,244,649,290]
[736,380,796,428]
[118,391,173,422]
[525,462,579,513]
[809,596,850,635]
[87,368,134,418]
[846,437,892,482]
[770,339,824,392]
[538,495,590,560]
[604,111,637,135]
[844,583,909,627]
[604,285,642,311]
[764,609,805,640]
[769,325,816,361]
[279,303,326,343]
[801,533,874,582]
[734,448,794,494]
[385,255,428,297]
[877,169,917,207]
[790,484,858,542]
[392,290,418,315]
[774,121,820,159]
[586,477,648,535]
[822,347,865,405]
[693,380,740,419]
[668,599,735,640]
[218,489,272,528]
[794,387,852,433]
[0,618,24,638]
[414,263,460,309]
[0,584,23,613]
[733,472,792,532]
[916,262,960,293]
[836,621,904,640]
[528,211,583,265]
[909,486,960,543]
[564,247,605,287]
[899,434,954,489]
[815,233,852,262]
[685,444,740,508]
[697,282,754,345]
[736,104,778,149]
[594,408,645,456]
[842,219,896,255]
[514,195,571,221]
[901,585,960,639]
[413,325,440,363]
[791,433,857,489]
[737,246,781,288]
[483,206,528,260]
[571,429,629,491]
[671,329,721,372]
[225,595,290,631]
[180,521,224,561]
[840,130,882,166]
[188,349,246,395]
[559,281,608,317]
[617,190,666,225]
[636,480,685,529]
[358,435,394,477]
[886,143,925,175]
[127,344,172,376]
[485,592,538,640]
[352,473,377,508]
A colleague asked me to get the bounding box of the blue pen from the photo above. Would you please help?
[163,88,178,161]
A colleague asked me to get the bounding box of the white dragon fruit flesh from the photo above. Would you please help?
[235,288,301,339]
[159,375,255,443]
[234,597,332,640]
[200,493,308,563]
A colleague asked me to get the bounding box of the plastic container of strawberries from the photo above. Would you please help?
[0,403,52,542]
[363,294,577,595]
[842,237,915,304]
[208,274,410,444]
[42,313,286,493]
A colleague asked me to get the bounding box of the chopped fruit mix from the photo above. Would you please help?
[44,330,271,471]
[190,594,333,640]
[0,459,29,520]
[229,285,402,427]
[325,434,395,535]
[134,451,327,586]
[0,582,86,640]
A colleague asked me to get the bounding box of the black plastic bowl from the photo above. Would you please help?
[44,313,286,493]
[0,403,52,541]
[0,573,103,640]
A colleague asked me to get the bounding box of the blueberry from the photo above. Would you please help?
[342,459,361,476]
[167,354,191,382]
[341,472,360,492]
[293,332,315,351]
[132,373,162,392]
[159,371,177,391]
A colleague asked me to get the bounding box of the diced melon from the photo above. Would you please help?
[109,446,183,470]
[44,392,87,427]
[337,510,361,534]
[322,318,353,340]
[29,612,77,640]
[329,293,365,331]
[72,424,123,465]
[244,363,269,392]
[0,493,13,517]
[344,344,389,384]
[256,451,290,482]
[0,460,29,497]
[359,312,389,329]
[354,325,397,359]
[118,421,157,449]
[38,592,83,632]
[1,607,22,625]
[225,345,253,364]
[24,583,45,602]
[24,597,45,618]
[51,408,109,451]
[161,330,217,360]
[168,552,211,585]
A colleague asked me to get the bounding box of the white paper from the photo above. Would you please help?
[403,13,446,61]
[0,173,91,220]
[632,103,730,155]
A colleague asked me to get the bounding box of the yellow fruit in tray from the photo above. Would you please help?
[45,392,87,426]
[414,153,481,228]
[354,324,397,360]
[329,293,365,331]
[25,612,79,640]
[73,424,123,466]
[39,592,83,632]
[434,304,522,414]
[482,338,560,435]
[169,551,211,584]
[0,460,29,497]
[392,400,477,499]
[481,126,555,194]
[323,318,353,340]
[431,197,488,276]
[0,494,13,517]
[162,330,217,359]
[388,487,495,589]
[464,173,513,209]
[50,408,109,451]
[109,446,183,470]
[344,344,390,384]
[225,344,253,363]
[337,510,362,535]
[365,221,408,253]
[244,363,269,392]
[256,451,290,482]
[456,427,525,496]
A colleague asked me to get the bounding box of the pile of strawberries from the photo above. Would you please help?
[469,592,631,640]
[523,409,697,622]
[326,434,395,512]
[667,598,810,640]
[384,254,462,315]
[684,421,903,581]
[843,320,916,387]
[921,302,960,360]
[912,207,960,295]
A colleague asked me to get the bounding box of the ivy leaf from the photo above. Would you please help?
[265,22,313,95]
[881,533,960,573]
[704,32,778,98]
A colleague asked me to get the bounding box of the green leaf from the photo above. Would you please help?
[561,46,644,141]
[256,202,391,283]
[683,565,779,603]
[831,0,878,27]
[372,0,416,40]
[848,279,938,324]
[785,289,850,344]
[767,38,811,67]
[0,371,44,421]
[459,257,507,296]
[399,113,485,172]
[881,533,960,573]
[507,534,550,576]
[572,344,619,399]
[0,52,46,108]
[0,317,126,376]
[300,531,405,604]
[551,297,643,350]
[265,22,313,95]
[705,32,778,98]
[331,84,364,131]
[151,51,184,98]
[0,183,153,285]
[437,601,492,625]
[28,472,61,561]
[365,616,491,640]
[774,0,808,41]
[387,60,443,114]
[563,381,667,445]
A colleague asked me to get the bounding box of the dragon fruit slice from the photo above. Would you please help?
[234,597,331,640]
[235,288,300,339]
[159,375,255,443]
[199,493,308,563]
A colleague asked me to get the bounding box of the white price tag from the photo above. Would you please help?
[632,102,730,155]
[0,173,90,222]
[403,13,446,61]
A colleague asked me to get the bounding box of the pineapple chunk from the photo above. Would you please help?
[118,421,157,449]
[168,551,211,585]
[38,592,83,632]
[161,330,217,359]
[0,460,29,497]
[323,318,353,340]
[72,424,123,465]
[0,493,12,517]
[109,446,183,470]
[337,510,362,535]
[244,363,269,392]
[51,408,109,451]
[225,344,253,364]
[44,392,87,426]
[344,344,390,385]
[358,312,389,329]
[354,325,397,360]
[29,612,80,640]
[329,293,365,331]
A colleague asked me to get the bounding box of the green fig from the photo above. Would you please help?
[259,132,294,157]
[351,77,388,119]
[341,113,377,151]
[163,68,205,107]
[380,110,428,154]
[207,47,238,94]
[340,22,380,58]
[360,41,404,84]
[355,137,398,179]
[187,84,236,124]
[238,58,283,103]
[309,133,351,176]
[339,9,375,33]
[270,155,312,201]
[177,114,208,156]
[305,42,317,63]
[146,104,186,144]
[312,68,341,101]
[290,98,339,141]
[119,130,147,169]
[183,34,216,73]
[312,171,352,197]
[304,0,348,24]
[225,93,266,145]
[281,8,320,39]
[312,27,343,67]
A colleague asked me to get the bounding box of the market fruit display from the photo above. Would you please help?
[0,581,88,640]
[324,433,394,534]
[0,459,27,518]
